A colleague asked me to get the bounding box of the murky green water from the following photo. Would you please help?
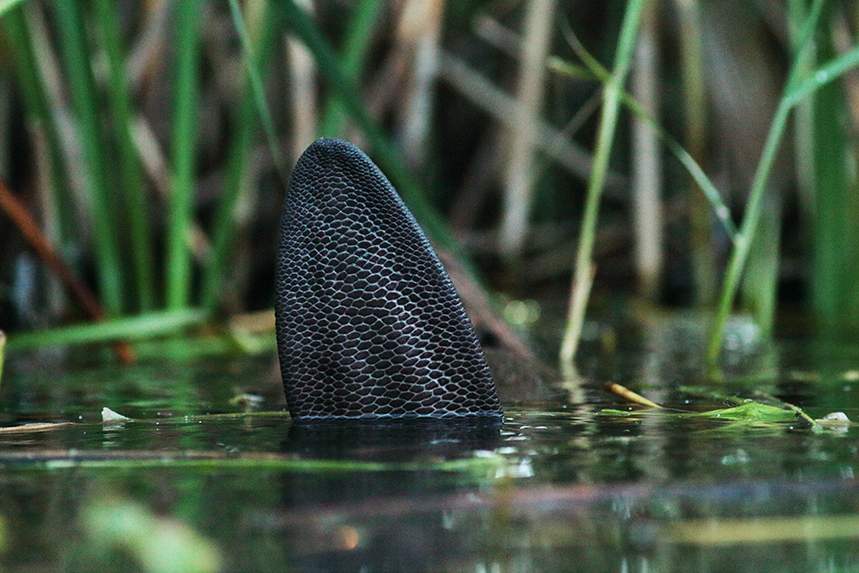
[3,316,859,572]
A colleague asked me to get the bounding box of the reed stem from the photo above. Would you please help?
[3,6,73,247]
[706,0,831,362]
[228,0,284,174]
[202,0,276,310]
[560,0,645,368]
[557,25,738,240]
[166,0,202,310]
[675,0,716,306]
[52,0,125,315]
[94,0,155,311]
[275,0,450,248]
[499,0,556,261]
[630,3,663,300]
[318,0,384,137]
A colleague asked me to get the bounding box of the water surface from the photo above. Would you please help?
[2,316,859,572]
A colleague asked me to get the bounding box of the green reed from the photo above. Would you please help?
[553,0,859,363]
[5,0,859,366]
[201,0,278,311]
[166,0,202,310]
[93,0,155,312]
[0,0,427,354]
[274,0,451,249]
[53,0,125,315]
[559,0,645,368]
[552,29,737,240]
[3,6,73,248]
[317,0,385,137]
[227,0,284,173]
[5,309,210,351]
[797,2,859,334]
[707,0,859,361]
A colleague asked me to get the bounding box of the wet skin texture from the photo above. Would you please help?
[275,138,502,420]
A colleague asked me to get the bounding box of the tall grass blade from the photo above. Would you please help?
[809,38,855,332]
[555,28,738,241]
[559,0,645,368]
[317,0,384,137]
[740,193,781,337]
[783,47,859,107]
[786,0,815,241]
[704,0,859,362]
[52,0,125,315]
[6,309,210,350]
[93,0,155,311]
[3,6,73,244]
[705,97,792,362]
[202,0,276,310]
[675,0,716,306]
[227,0,284,175]
[275,0,451,249]
[166,0,202,310]
[791,12,859,332]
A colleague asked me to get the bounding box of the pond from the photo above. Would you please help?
[2,315,859,572]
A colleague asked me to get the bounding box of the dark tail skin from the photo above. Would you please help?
[275,138,502,420]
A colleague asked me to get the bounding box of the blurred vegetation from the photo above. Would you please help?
[1,0,859,368]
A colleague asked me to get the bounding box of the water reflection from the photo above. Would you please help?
[279,418,502,571]
[1,404,859,571]
[283,417,502,459]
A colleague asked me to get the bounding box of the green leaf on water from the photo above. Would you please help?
[688,402,802,424]
[599,388,814,430]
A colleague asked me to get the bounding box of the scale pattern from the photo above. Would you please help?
[275,138,502,420]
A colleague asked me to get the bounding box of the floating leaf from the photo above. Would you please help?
[600,385,815,431]
[689,402,801,424]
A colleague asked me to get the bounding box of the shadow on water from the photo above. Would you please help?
[284,417,502,458]
[2,315,859,571]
